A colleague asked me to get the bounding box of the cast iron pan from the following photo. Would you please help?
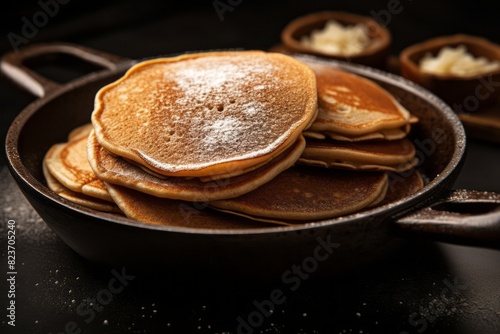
[2,43,500,275]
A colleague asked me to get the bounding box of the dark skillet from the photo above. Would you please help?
[2,43,500,275]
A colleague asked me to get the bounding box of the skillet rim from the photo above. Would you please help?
[5,54,466,236]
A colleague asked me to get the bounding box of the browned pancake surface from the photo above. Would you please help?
[105,183,279,229]
[381,170,424,205]
[45,123,113,202]
[43,149,120,213]
[210,166,388,221]
[88,131,306,202]
[304,124,411,142]
[299,138,418,172]
[68,123,93,141]
[305,137,415,157]
[303,60,412,136]
[299,137,417,172]
[92,51,317,177]
[46,132,113,202]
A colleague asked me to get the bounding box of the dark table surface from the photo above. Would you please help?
[1,1,500,333]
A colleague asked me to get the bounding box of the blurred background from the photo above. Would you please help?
[1,0,499,57]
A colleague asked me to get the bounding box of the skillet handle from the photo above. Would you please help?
[393,189,500,248]
[1,42,131,98]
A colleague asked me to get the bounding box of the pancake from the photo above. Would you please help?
[105,183,283,229]
[45,131,113,202]
[209,166,388,222]
[92,51,317,177]
[43,147,120,213]
[381,169,424,205]
[68,123,94,142]
[126,147,290,183]
[88,131,307,202]
[302,60,415,136]
[299,137,418,172]
[303,123,412,142]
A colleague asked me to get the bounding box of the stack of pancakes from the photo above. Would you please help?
[300,60,419,172]
[209,60,422,223]
[44,123,121,213]
[89,51,317,203]
[43,51,423,228]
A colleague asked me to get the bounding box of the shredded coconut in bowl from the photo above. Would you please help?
[300,20,371,56]
[419,45,500,77]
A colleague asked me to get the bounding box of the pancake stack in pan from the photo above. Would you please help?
[44,124,120,213]
[300,60,419,172]
[210,59,422,224]
[43,51,423,228]
[89,51,318,203]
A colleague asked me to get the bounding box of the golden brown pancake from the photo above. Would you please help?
[43,148,120,213]
[105,183,282,229]
[92,51,317,177]
[303,124,412,142]
[381,169,424,205]
[88,131,307,202]
[209,166,388,221]
[126,150,288,183]
[68,123,93,142]
[45,132,113,202]
[299,138,418,172]
[302,60,414,137]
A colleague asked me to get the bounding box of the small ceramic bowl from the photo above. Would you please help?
[281,11,391,68]
[400,34,500,110]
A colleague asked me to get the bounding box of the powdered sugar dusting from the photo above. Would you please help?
[172,63,245,93]
[169,56,274,107]
[241,101,260,116]
[203,117,244,146]
[95,52,316,173]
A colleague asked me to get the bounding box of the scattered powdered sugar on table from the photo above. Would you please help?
[0,167,55,244]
